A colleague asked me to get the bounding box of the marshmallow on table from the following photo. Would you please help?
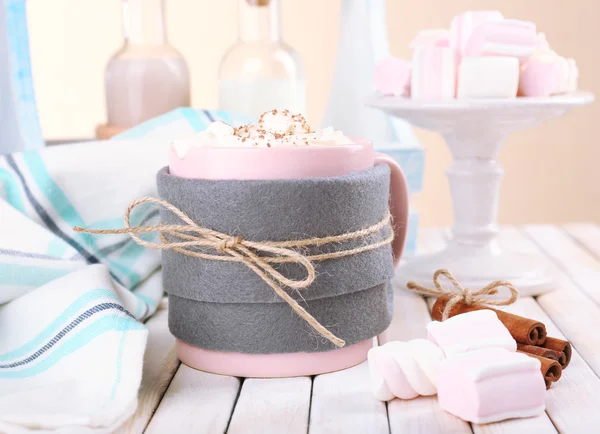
[464,19,537,63]
[411,46,456,101]
[519,51,578,97]
[450,10,504,55]
[410,29,450,49]
[437,348,546,424]
[368,339,445,401]
[373,57,411,96]
[427,310,516,357]
[457,56,519,99]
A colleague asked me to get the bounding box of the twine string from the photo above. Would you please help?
[74,196,395,348]
[406,269,519,321]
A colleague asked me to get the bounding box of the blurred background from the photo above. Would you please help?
[25,0,599,227]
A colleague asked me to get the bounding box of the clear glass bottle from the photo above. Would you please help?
[104,0,190,129]
[218,0,306,119]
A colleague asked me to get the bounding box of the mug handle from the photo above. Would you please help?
[374,152,409,267]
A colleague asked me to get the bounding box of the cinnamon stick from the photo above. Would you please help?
[541,337,572,368]
[518,351,562,389]
[431,296,547,345]
[517,343,567,367]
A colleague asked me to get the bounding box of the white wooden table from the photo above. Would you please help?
[117,224,600,434]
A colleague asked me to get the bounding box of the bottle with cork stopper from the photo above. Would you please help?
[218,0,306,120]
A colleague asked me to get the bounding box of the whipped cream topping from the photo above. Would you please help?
[171,109,353,158]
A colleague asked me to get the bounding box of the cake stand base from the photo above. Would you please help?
[367,92,593,296]
[397,240,552,297]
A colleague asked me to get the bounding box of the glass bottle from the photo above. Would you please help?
[104,0,190,129]
[218,0,305,119]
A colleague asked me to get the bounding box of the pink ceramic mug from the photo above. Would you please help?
[169,139,409,377]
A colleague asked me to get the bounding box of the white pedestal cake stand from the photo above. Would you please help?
[367,92,594,296]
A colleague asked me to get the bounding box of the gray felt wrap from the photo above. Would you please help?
[157,165,395,354]
[169,283,393,354]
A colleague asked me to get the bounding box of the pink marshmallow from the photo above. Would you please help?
[519,51,571,97]
[410,29,450,49]
[437,348,546,424]
[536,32,550,51]
[373,57,411,96]
[464,19,537,63]
[450,10,504,55]
[427,310,516,357]
[411,46,456,101]
[566,58,579,93]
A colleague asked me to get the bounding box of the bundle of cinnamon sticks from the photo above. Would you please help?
[432,296,572,389]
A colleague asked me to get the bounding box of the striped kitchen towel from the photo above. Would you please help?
[0,109,240,432]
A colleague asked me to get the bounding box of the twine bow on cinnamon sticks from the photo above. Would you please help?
[406,269,519,321]
[74,197,395,348]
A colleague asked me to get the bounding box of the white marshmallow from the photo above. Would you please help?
[457,56,519,99]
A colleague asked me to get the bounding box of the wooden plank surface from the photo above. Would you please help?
[500,227,600,376]
[129,225,600,433]
[227,377,311,434]
[309,361,389,434]
[502,297,600,433]
[115,304,178,434]
[145,366,240,434]
[524,224,600,306]
[496,228,600,432]
[564,223,600,260]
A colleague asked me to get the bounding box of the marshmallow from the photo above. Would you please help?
[411,46,456,101]
[464,19,537,63]
[536,32,551,52]
[450,10,504,55]
[437,348,546,424]
[373,57,411,96]
[409,29,450,49]
[427,310,517,357]
[368,339,445,401]
[457,56,519,99]
[566,58,579,93]
[518,51,575,97]
[257,109,311,135]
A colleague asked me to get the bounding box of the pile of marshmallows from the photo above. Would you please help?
[374,10,579,100]
[368,310,546,424]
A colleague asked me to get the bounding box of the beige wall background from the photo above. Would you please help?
[26,0,599,227]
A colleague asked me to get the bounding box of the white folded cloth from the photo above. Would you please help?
[0,109,243,432]
[0,265,150,434]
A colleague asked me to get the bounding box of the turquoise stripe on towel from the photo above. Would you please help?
[0,288,119,361]
[0,167,26,213]
[0,263,74,288]
[0,314,146,378]
[20,152,140,285]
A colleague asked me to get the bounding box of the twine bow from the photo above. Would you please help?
[406,269,519,321]
[74,197,395,348]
